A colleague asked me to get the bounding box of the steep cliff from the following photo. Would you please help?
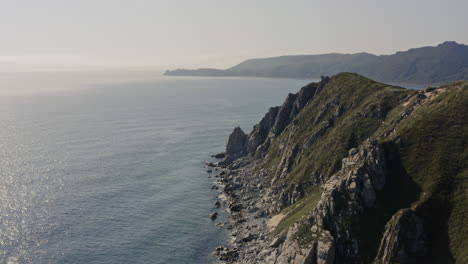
[213,73,467,264]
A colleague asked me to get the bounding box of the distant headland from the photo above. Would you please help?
[165,41,468,85]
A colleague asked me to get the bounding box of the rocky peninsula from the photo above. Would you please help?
[206,73,467,264]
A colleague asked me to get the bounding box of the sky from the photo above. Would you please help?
[1,0,467,72]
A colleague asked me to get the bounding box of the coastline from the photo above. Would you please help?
[207,157,278,263]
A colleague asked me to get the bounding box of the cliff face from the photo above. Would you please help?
[214,73,467,264]
[222,76,329,164]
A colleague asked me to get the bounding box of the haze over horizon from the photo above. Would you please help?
[1,0,467,72]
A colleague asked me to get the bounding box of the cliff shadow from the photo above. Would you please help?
[357,141,422,263]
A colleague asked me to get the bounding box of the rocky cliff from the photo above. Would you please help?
[211,73,467,264]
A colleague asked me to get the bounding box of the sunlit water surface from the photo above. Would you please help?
[0,72,310,264]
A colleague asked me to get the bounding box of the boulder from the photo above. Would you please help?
[241,233,257,243]
[210,212,218,220]
[229,203,243,212]
[211,152,226,159]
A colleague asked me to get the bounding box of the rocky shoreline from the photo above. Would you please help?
[204,77,332,263]
[207,157,279,263]
[207,139,390,264]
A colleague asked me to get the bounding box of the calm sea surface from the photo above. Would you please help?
[0,72,310,264]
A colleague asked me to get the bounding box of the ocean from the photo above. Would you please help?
[0,72,310,264]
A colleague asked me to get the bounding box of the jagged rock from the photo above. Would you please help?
[316,236,335,264]
[213,247,239,262]
[229,203,243,212]
[206,162,217,167]
[315,76,330,97]
[221,77,329,164]
[246,106,279,154]
[253,137,271,158]
[275,139,386,263]
[272,93,298,135]
[214,201,221,208]
[241,233,257,243]
[374,209,426,264]
[226,127,247,155]
[275,144,300,179]
[210,212,218,220]
[271,81,321,136]
[269,235,286,248]
[212,152,226,159]
[220,127,247,165]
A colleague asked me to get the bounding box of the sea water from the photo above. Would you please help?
[0,72,310,264]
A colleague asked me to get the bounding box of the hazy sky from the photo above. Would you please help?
[1,0,467,71]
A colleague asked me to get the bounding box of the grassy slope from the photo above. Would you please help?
[387,82,468,263]
[263,73,413,186]
[261,73,467,263]
[273,187,321,236]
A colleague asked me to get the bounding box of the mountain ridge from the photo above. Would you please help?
[165,42,468,85]
[209,73,467,263]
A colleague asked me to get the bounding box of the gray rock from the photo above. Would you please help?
[212,152,226,159]
[210,212,218,220]
[274,139,387,263]
[374,209,426,264]
[229,203,243,212]
[241,233,257,243]
[348,147,358,155]
[225,127,247,156]
[269,236,286,248]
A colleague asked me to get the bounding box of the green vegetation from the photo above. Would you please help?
[273,187,322,236]
[388,83,468,263]
[259,73,467,263]
[262,73,412,186]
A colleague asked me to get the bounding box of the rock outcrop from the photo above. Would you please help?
[374,209,426,264]
[220,127,247,165]
[275,139,386,263]
[220,77,329,166]
[211,73,467,264]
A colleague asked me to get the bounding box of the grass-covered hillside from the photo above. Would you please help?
[256,73,467,263]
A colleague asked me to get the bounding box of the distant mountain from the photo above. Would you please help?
[164,41,468,85]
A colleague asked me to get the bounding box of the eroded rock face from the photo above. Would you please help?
[226,127,247,155]
[275,144,300,180]
[246,106,279,154]
[271,93,298,135]
[374,209,426,264]
[271,82,319,136]
[276,139,387,263]
[224,77,329,165]
[221,127,247,165]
